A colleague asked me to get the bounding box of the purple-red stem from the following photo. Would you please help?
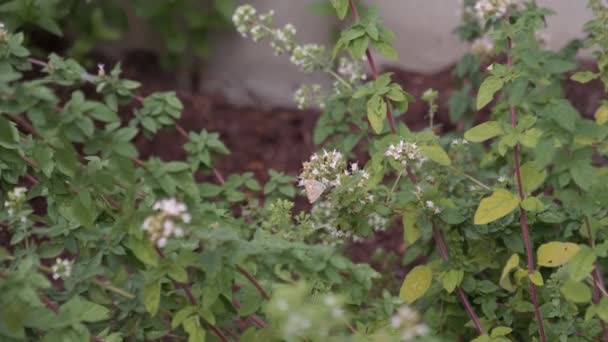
[348,0,397,135]
[155,247,229,342]
[348,0,484,334]
[584,217,608,341]
[505,9,546,342]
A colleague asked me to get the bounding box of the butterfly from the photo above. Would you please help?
[304,179,326,203]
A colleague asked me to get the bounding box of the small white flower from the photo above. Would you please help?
[51,258,73,280]
[498,176,506,183]
[97,64,105,77]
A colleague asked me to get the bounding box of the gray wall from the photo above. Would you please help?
[106,1,594,107]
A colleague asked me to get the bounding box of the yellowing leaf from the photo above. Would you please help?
[474,189,519,225]
[399,265,432,304]
[571,71,597,84]
[499,254,520,292]
[596,106,608,125]
[402,210,421,245]
[419,144,451,166]
[464,121,504,143]
[491,326,513,338]
[520,162,547,194]
[477,76,504,110]
[529,270,544,286]
[537,242,580,268]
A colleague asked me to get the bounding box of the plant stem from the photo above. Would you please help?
[349,0,486,325]
[154,247,228,342]
[447,165,491,191]
[348,0,397,135]
[236,265,270,300]
[432,222,485,334]
[405,166,485,335]
[504,9,546,342]
[584,217,608,341]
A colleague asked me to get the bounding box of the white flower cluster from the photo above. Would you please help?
[391,306,430,341]
[474,0,520,23]
[142,198,191,248]
[0,22,7,41]
[51,258,73,280]
[4,187,27,217]
[299,150,346,189]
[471,36,494,56]
[284,312,312,337]
[290,44,325,72]
[385,141,426,168]
[270,23,297,55]
[450,138,469,149]
[293,84,322,110]
[232,5,257,37]
[322,294,344,318]
[367,212,388,232]
[425,200,442,215]
[337,57,367,83]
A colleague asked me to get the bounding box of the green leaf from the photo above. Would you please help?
[440,269,464,294]
[544,100,578,132]
[330,0,349,20]
[476,76,504,110]
[464,121,504,142]
[349,36,370,60]
[537,242,580,267]
[129,237,159,267]
[499,254,520,292]
[474,189,519,225]
[598,298,608,322]
[367,95,386,134]
[419,145,451,166]
[183,316,206,342]
[399,265,432,304]
[38,242,64,259]
[172,306,196,329]
[0,116,19,149]
[521,197,544,212]
[566,246,596,282]
[561,280,591,303]
[571,71,597,84]
[491,326,513,337]
[520,162,547,194]
[570,163,596,191]
[374,41,398,61]
[144,280,161,316]
[78,299,111,323]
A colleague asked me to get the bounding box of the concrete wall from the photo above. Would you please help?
[107,1,594,107]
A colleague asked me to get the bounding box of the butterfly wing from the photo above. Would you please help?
[304,179,325,203]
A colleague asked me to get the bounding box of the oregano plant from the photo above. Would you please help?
[3,0,608,341]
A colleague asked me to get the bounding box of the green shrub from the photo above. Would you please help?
[3,0,608,341]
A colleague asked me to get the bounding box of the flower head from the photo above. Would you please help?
[391,305,429,341]
[143,198,190,248]
[385,140,425,167]
[4,187,27,217]
[51,258,73,280]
